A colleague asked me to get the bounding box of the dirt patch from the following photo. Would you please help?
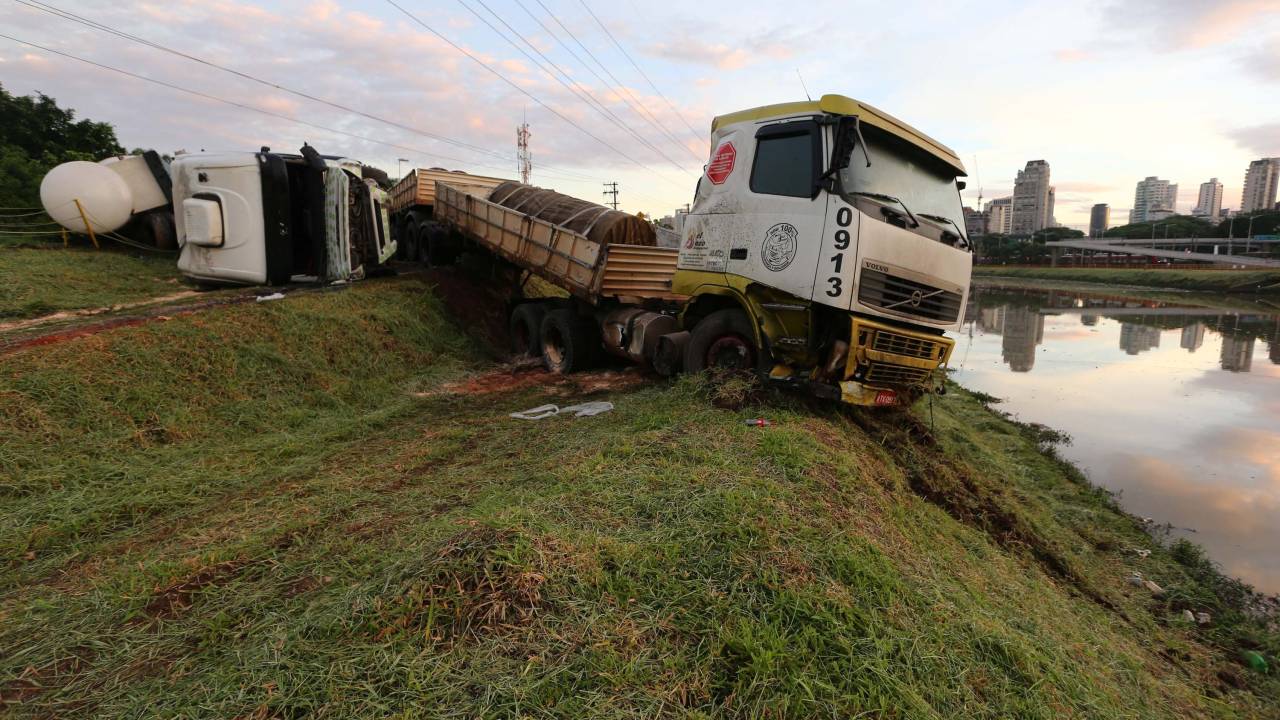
[372,526,547,644]
[420,362,651,398]
[139,559,247,622]
[0,647,95,706]
[421,267,514,356]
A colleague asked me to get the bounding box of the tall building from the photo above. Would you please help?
[1129,177,1178,224]
[986,197,1013,235]
[1047,187,1057,227]
[1011,161,1052,235]
[1241,158,1280,213]
[1193,178,1223,220]
[962,206,988,237]
[1089,204,1110,238]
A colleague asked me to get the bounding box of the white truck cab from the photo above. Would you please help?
[174,145,394,286]
[675,95,973,405]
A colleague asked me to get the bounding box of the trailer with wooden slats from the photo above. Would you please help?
[435,181,680,305]
[433,180,689,374]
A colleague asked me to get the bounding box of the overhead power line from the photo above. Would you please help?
[575,0,704,142]
[13,0,601,184]
[458,0,695,174]
[0,32,595,186]
[511,0,700,162]
[382,0,691,192]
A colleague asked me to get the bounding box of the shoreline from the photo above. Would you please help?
[973,266,1280,294]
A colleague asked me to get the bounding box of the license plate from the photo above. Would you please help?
[874,390,898,406]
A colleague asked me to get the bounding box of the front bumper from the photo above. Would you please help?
[840,317,953,406]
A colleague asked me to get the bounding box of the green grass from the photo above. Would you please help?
[1,276,1276,718]
[0,239,186,320]
[973,266,1280,293]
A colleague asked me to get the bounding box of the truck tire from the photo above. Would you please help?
[398,215,421,261]
[683,308,757,374]
[540,308,599,374]
[509,302,547,357]
[143,210,176,250]
[420,221,458,266]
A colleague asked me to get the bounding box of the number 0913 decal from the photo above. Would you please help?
[825,207,853,298]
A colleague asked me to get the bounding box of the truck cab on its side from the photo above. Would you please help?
[174,145,394,286]
[674,94,972,406]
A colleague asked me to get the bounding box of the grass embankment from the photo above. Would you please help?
[2,277,1276,717]
[0,236,186,320]
[973,266,1280,293]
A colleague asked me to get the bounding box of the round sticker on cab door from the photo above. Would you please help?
[761,223,798,271]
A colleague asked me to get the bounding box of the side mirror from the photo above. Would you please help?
[956,180,967,190]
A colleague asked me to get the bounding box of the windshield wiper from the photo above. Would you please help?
[918,213,970,249]
[850,192,919,228]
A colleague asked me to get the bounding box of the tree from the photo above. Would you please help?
[0,83,124,208]
[1104,215,1217,239]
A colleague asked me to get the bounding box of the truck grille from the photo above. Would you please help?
[864,362,932,386]
[871,329,946,360]
[858,268,962,323]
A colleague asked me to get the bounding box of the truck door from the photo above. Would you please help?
[721,118,829,301]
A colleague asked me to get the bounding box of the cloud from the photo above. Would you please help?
[1106,0,1280,50]
[644,25,812,69]
[1238,41,1280,83]
[1053,48,1092,62]
[1227,123,1280,156]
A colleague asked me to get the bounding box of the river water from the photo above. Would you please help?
[952,281,1280,594]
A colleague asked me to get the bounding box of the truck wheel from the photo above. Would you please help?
[540,308,599,374]
[421,221,458,266]
[683,309,757,374]
[509,302,547,357]
[144,211,176,250]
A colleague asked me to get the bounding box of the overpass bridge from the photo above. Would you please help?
[1047,237,1280,268]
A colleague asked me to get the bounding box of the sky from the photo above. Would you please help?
[1,0,1278,228]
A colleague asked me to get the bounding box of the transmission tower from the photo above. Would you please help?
[603,182,619,210]
[516,121,532,184]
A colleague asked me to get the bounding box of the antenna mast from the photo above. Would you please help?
[517,117,532,185]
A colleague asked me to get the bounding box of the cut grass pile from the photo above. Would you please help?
[973,266,1280,293]
[1,276,1276,718]
[0,239,186,320]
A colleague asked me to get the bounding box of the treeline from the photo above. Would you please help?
[1102,214,1280,240]
[0,83,123,208]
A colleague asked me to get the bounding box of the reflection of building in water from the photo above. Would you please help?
[979,307,1006,335]
[1270,340,1280,366]
[1180,323,1206,352]
[1002,305,1044,372]
[1220,336,1254,372]
[1081,314,1098,326]
[1119,322,1161,355]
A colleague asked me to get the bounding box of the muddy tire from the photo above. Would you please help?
[540,308,599,374]
[420,220,458,267]
[143,210,176,250]
[683,308,758,374]
[509,302,547,357]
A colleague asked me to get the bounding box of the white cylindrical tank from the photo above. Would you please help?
[40,161,133,234]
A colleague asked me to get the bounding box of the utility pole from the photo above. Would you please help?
[603,182,619,210]
[516,120,532,185]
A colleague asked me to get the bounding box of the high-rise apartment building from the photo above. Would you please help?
[1089,204,1110,237]
[1241,158,1280,213]
[1011,160,1052,235]
[1129,176,1178,224]
[962,206,987,237]
[986,197,1012,235]
[1193,178,1223,220]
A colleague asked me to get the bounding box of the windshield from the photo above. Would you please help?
[837,125,966,240]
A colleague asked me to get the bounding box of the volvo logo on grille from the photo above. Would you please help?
[909,290,923,307]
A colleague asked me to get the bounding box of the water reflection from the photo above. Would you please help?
[954,284,1280,593]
